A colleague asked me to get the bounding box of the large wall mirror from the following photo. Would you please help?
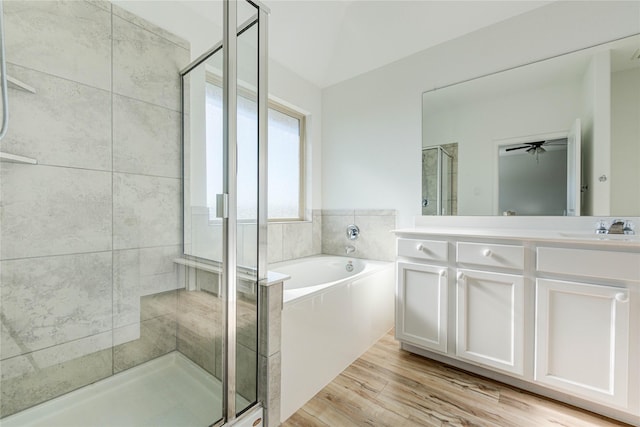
[422,34,640,217]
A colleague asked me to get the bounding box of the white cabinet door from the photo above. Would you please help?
[456,269,525,375]
[396,262,448,353]
[535,278,630,407]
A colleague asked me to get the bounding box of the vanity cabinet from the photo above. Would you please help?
[396,262,448,353]
[395,230,640,425]
[454,241,526,374]
[534,246,638,408]
[456,269,524,375]
[534,278,630,407]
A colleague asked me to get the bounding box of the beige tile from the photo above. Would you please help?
[321,215,354,256]
[258,352,281,427]
[4,0,111,90]
[112,4,190,50]
[176,290,223,378]
[196,269,220,295]
[237,343,258,405]
[113,15,189,111]
[0,252,112,360]
[353,214,397,261]
[239,222,258,269]
[237,294,258,351]
[113,246,183,329]
[0,348,112,417]
[0,164,112,260]
[113,173,181,250]
[312,215,322,255]
[113,315,177,374]
[268,223,284,264]
[2,64,111,171]
[321,209,355,216]
[140,291,178,322]
[259,283,282,358]
[282,222,313,261]
[113,95,182,178]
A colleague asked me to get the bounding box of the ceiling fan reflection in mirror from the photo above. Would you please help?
[504,138,567,162]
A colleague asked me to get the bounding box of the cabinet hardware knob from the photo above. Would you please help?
[439,270,446,277]
[615,293,629,303]
[417,244,424,251]
[457,272,464,280]
[482,249,492,257]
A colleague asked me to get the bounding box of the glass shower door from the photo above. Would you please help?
[422,146,453,215]
[181,0,265,423]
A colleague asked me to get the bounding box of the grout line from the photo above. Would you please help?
[1,250,113,263]
[111,6,190,52]
[112,91,183,114]
[21,161,182,181]
[1,330,113,363]
[0,244,183,263]
[110,2,116,375]
[5,63,182,115]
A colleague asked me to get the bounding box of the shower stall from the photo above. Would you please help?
[0,1,269,426]
[421,145,456,216]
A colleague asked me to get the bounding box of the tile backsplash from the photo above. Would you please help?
[321,209,397,262]
[267,209,397,264]
[267,210,322,263]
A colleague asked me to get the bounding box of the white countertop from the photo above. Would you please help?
[393,227,640,247]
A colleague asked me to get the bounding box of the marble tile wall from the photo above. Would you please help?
[321,209,397,262]
[0,1,189,418]
[267,210,322,264]
[175,285,258,403]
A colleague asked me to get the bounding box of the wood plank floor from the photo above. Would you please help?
[282,330,631,427]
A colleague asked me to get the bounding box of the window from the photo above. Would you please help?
[268,103,305,221]
[205,79,305,221]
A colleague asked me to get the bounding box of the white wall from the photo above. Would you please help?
[583,51,612,216]
[611,67,640,215]
[322,1,640,227]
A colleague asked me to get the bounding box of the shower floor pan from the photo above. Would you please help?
[0,352,240,427]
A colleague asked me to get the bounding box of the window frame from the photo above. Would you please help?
[204,73,307,222]
[266,100,306,222]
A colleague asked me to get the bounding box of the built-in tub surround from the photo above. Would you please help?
[394,216,640,426]
[272,255,394,422]
[0,1,189,417]
[321,209,397,261]
[186,208,396,266]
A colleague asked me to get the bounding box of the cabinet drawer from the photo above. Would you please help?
[457,242,524,270]
[397,238,448,262]
[537,247,640,282]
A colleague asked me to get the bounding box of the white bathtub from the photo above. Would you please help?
[270,255,395,422]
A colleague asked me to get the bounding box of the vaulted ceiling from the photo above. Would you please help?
[115,0,552,88]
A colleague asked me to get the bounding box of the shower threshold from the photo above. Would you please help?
[1,352,241,427]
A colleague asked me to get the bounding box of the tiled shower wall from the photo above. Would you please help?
[0,1,188,417]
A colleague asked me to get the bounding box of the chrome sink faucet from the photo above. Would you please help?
[596,219,635,235]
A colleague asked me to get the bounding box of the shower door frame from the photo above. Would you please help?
[179,0,270,424]
[423,145,453,216]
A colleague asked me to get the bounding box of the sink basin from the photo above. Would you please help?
[559,232,640,241]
